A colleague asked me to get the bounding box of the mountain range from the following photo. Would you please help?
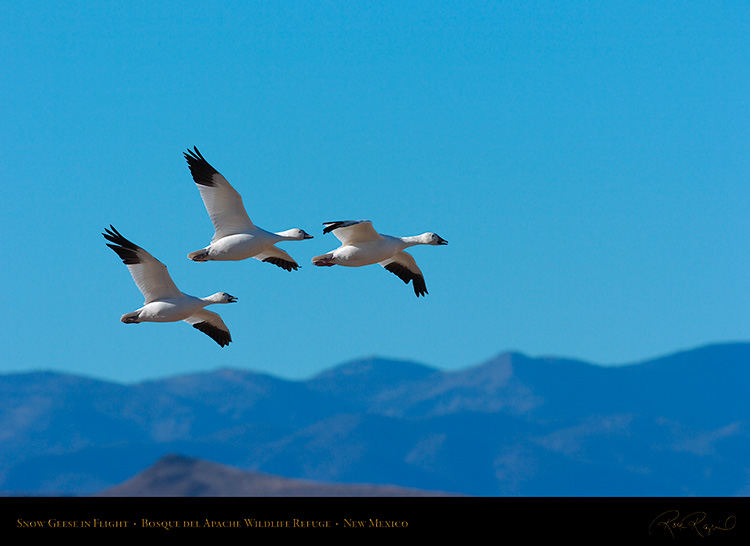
[1,342,748,496]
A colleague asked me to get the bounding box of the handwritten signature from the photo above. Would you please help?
[649,510,736,538]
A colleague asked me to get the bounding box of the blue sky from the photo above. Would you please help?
[2,1,748,384]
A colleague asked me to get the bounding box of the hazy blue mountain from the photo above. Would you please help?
[1,343,748,496]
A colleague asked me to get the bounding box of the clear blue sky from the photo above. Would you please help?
[2,1,748,383]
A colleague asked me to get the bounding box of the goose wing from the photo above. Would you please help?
[103,226,183,303]
[184,309,232,347]
[184,147,255,242]
[380,250,428,297]
[254,246,300,271]
[322,220,381,245]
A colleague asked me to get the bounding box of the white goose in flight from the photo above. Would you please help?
[103,225,236,347]
[184,147,313,271]
[312,220,448,297]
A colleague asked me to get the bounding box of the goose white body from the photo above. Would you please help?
[322,234,407,267]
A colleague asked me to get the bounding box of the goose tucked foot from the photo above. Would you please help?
[121,311,141,323]
[312,254,336,267]
[188,249,210,262]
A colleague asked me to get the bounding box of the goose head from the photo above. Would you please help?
[211,292,238,303]
[423,232,448,245]
[278,228,314,240]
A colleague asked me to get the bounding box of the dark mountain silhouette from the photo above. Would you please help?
[1,343,748,496]
[97,453,459,496]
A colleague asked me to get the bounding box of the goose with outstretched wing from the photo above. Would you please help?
[312,220,447,297]
[103,225,236,347]
[184,147,313,271]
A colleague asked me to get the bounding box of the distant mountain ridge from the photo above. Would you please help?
[98,454,459,497]
[1,343,748,496]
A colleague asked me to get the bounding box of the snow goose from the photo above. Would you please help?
[103,225,236,347]
[184,147,313,271]
[312,220,448,297]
